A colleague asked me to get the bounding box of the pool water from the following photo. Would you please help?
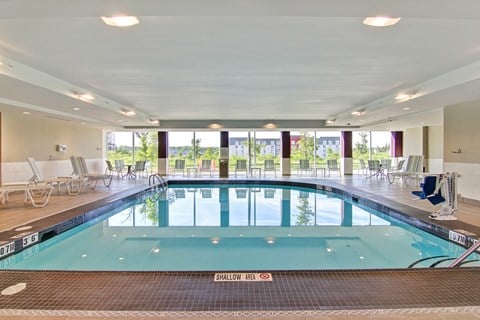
[1,184,477,271]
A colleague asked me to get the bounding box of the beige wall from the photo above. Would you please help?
[1,104,103,162]
[444,101,480,163]
[427,125,444,174]
[404,127,423,156]
[1,104,104,183]
[444,101,480,201]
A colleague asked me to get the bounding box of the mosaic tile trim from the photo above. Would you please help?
[1,306,480,318]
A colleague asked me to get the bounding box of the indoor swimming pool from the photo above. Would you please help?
[1,183,477,271]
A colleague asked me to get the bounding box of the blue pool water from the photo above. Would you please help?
[1,184,477,271]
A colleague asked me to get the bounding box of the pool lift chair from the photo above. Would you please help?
[427,172,460,220]
[412,172,460,220]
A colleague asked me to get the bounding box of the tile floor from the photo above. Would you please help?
[0,174,479,319]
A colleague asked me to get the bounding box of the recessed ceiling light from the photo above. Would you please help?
[402,107,411,111]
[326,119,336,125]
[363,16,401,27]
[148,118,160,124]
[395,94,410,100]
[101,16,139,27]
[73,107,80,111]
[79,94,94,101]
[22,111,31,115]
[121,108,136,117]
[263,122,277,129]
[0,61,3,66]
[351,110,365,116]
[208,123,223,129]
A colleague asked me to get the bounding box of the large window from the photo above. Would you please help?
[228,131,281,176]
[106,131,158,173]
[291,130,341,176]
[352,131,391,174]
[168,131,220,176]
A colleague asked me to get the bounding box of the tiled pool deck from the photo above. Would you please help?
[0,175,479,319]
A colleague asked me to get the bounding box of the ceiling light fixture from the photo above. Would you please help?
[101,16,139,27]
[73,107,80,111]
[121,108,136,117]
[79,94,94,101]
[395,91,418,102]
[22,111,31,115]
[148,118,160,124]
[351,109,365,116]
[208,123,223,129]
[402,107,411,111]
[363,16,401,27]
[326,119,336,125]
[263,122,277,129]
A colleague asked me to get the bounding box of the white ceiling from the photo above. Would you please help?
[1,0,480,131]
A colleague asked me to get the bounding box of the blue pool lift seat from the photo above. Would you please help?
[412,175,437,199]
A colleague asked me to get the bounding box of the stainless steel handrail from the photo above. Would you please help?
[448,240,480,267]
[148,173,167,188]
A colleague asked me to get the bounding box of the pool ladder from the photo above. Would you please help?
[148,173,168,190]
[408,240,480,268]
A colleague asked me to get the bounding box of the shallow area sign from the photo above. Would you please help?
[214,273,273,282]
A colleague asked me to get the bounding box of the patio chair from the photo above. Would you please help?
[172,159,186,176]
[264,188,276,198]
[134,160,147,178]
[71,156,112,188]
[114,160,125,176]
[327,159,340,177]
[106,160,123,177]
[199,159,213,177]
[235,159,248,177]
[26,156,84,195]
[235,188,247,198]
[380,159,392,173]
[367,160,381,178]
[297,159,311,176]
[359,159,368,176]
[264,160,276,177]
[200,188,212,198]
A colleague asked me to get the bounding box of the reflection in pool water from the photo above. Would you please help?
[1,184,477,271]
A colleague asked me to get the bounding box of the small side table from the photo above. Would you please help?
[251,167,262,178]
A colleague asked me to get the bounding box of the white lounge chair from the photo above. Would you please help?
[387,155,424,185]
[26,157,85,195]
[71,156,112,188]
[0,183,53,207]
